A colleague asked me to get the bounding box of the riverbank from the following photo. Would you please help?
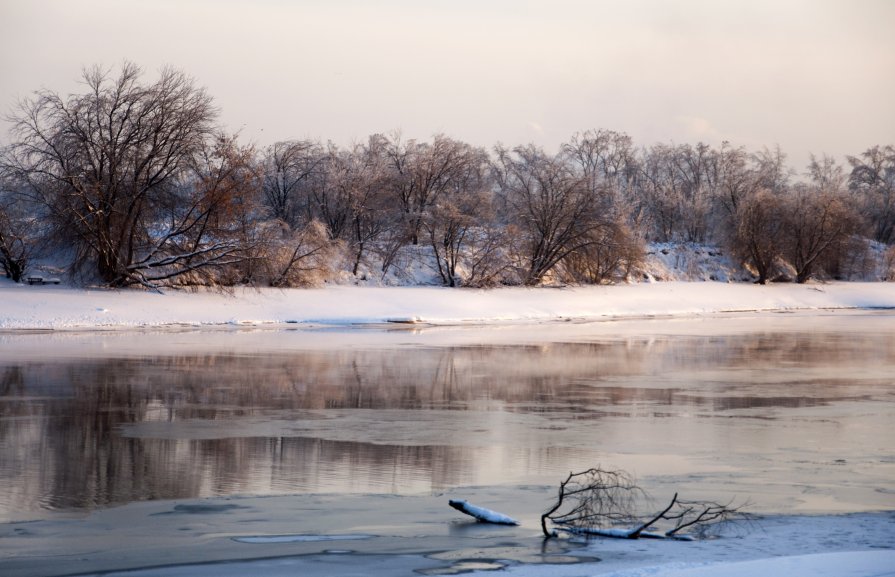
[1,280,893,330]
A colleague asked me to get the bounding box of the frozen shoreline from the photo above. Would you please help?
[1,280,894,330]
[2,493,892,577]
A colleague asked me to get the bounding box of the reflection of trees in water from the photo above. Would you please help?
[1,330,893,515]
[0,366,24,399]
[730,332,895,367]
[40,360,203,510]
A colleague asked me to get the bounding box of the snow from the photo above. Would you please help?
[593,552,895,577]
[449,499,520,525]
[477,551,895,577]
[464,512,895,577]
[1,279,893,330]
[7,239,890,330]
[642,243,749,282]
[40,511,894,577]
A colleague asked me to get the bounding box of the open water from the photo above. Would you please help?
[1,311,894,523]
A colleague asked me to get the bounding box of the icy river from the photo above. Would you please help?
[1,310,894,576]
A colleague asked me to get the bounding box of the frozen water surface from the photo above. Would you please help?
[0,311,893,576]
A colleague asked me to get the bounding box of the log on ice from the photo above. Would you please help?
[449,499,519,525]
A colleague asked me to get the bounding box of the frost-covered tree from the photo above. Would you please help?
[0,180,36,282]
[714,146,789,284]
[3,62,245,287]
[380,133,480,246]
[495,145,609,285]
[562,130,645,282]
[260,140,323,227]
[752,146,792,195]
[631,143,719,243]
[257,219,340,287]
[727,188,785,284]
[807,153,847,194]
[782,185,861,283]
[419,145,504,287]
[563,129,638,200]
[324,139,391,277]
[847,145,895,245]
[713,143,756,220]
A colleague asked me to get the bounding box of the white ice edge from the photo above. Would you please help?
[586,551,895,577]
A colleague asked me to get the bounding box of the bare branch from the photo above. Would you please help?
[542,466,746,541]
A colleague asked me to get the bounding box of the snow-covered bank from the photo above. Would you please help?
[1,280,893,330]
[481,551,895,577]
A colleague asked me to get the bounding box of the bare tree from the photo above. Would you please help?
[381,133,478,246]
[782,185,862,283]
[669,142,718,243]
[727,188,785,284]
[634,144,687,242]
[560,220,644,284]
[847,145,895,244]
[330,139,391,277]
[541,467,745,540]
[495,145,608,285]
[260,140,323,226]
[0,169,38,282]
[714,147,796,284]
[0,192,33,282]
[563,129,638,199]
[422,146,499,286]
[633,143,728,244]
[424,189,497,287]
[259,219,340,287]
[3,62,236,287]
[176,132,263,286]
[713,143,756,220]
[307,143,353,241]
[752,145,792,195]
[458,225,510,287]
[559,130,645,283]
[807,153,847,193]
[885,245,895,281]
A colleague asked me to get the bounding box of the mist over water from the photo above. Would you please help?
[1,313,894,522]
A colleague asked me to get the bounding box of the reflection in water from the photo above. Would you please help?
[1,325,894,521]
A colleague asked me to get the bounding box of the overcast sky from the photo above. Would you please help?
[2,0,893,171]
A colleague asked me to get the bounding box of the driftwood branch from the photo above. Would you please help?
[541,466,746,540]
[629,492,678,538]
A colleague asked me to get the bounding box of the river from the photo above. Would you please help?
[1,311,893,575]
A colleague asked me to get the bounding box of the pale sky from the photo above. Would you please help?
[1,0,893,171]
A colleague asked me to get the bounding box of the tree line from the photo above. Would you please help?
[1,64,893,288]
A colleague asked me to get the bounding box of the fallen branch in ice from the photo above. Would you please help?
[541,467,747,539]
[449,499,519,525]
